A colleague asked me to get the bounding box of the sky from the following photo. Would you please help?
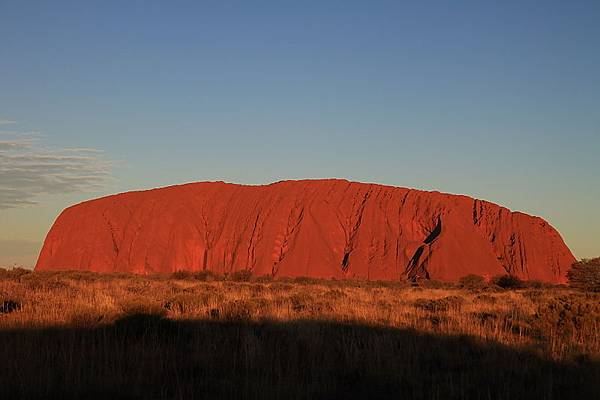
[1,1,599,267]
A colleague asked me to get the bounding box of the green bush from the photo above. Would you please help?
[567,258,600,292]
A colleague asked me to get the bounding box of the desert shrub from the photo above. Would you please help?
[229,269,253,282]
[567,258,600,292]
[13,267,31,278]
[522,280,554,289]
[473,311,498,325]
[94,271,139,281]
[163,295,201,314]
[417,279,454,289]
[532,294,600,356]
[458,274,486,290]
[287,292,333,315]
[254,274,274,283]
[20,274,70,290]
[0,299,22,314]
[171,270,193,280]
[474,294,496,304]
[413,296,465,312]
[0,267,32,281]
[293,276,320,285]
[163,291,222,314]
[500,310,533,336]
[125,280,155,295]
[268,282,294,293]
[220,300,254,320]
[492,275,524,289]
[289,292,315,312]
[372,279,411,290]
[193,270,219,281]
[60,270,101,282]
[302,300,333,316]
[249,284,266,297]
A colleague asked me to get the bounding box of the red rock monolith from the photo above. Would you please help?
[35,180,575,282]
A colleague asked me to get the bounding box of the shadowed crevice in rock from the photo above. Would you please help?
[424,217,442,245]
[405,217,442,280]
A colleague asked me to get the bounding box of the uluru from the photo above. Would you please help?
[35,179,575,282]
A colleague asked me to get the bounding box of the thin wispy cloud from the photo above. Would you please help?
[0,123,113,209]
[0,119,17,125]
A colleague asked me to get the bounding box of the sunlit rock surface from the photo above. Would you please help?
[36,179,575,282]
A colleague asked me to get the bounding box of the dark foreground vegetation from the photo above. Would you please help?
[2,317,598,400]
[0,268,598,399]
[567,257,600,292]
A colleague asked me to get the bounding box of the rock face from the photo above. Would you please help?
[35,180,575,282]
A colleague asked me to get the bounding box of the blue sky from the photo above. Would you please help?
[1,1,599,266]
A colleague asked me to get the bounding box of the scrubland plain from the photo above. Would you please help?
[1,268,598,399]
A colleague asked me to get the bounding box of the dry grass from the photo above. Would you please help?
[0,269,598,399]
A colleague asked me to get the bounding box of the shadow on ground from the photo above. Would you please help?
[1,315,598,400]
